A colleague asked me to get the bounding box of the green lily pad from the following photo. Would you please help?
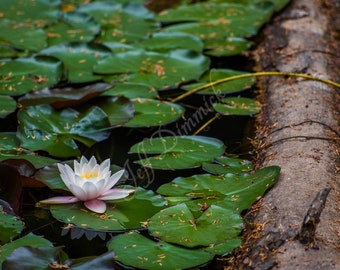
[108,231,214,270]
[102,83,158,99]
[182,68,255,95]
[204,37,250,57]
[0,0,61,28]
[159,3,275,38]
[18,83,112,108]
[148,203,243,248]
[137,32,204,52]
[0,207,24,245]
[0,233,53,265]
[124,98,185,127]
[157,166,280,212]
[0,132,57,169]
[17,105,111,158]
[45,11,100,46]
[40,42,112,83]
[0,56,63,95]
[49,188,167,231]
[129,136,225,169]
[204,237,243,256]
[93,49,210,90]
[77,1,158,43]
[94,96,135,126]
[0,96,16,117]
[202,156,254,175]
[0,20,47,52]
[213,97,262,116]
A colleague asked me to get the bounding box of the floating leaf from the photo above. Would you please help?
[0,56,63,95]
[202,156,254,175]
[157,166,280,212]
[204,37,250,57]
[94,50,210,89]
[95,96,135,126]
[0,96,16,117]
[0,207,24,245]
[182,68,255,95]
[18,83,112,108]
[102,83,157,99]
[2,246,65,270]
[45,11,100,46]
[0,233,53,265]
[49,188,167,231]
[17,105,111,158]
[124,99,185,127]
[137,32,204,52]
[148,203,243,248]
[108,231,214,270]
[204,237,243,256]
[0,20,47,52]
[40,42,112,83]
[213,97,261,116]
[129,136,225,169]
[0,132,57,169]
[77,1,158,43]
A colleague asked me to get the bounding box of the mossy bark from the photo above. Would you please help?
[233,0,340,269]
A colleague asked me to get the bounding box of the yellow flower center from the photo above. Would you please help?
[80,172,98,179]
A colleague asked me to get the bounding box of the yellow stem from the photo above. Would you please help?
[172,72,340,103]
[193,113,220,135]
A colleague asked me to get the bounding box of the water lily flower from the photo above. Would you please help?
[40,156,134,214]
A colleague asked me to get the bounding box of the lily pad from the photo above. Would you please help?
[182,68,255,95]
[17,105,111,158]
[0,233,53,265]
[0,56,63,95]
[40,42,112,83]
[0,96,16,117]
[129,136,225,169]
[202,156,254,175]
[0,207,24,245]
[0,132,57,169]
[204,37,250,57]
[137,32,204,52]
[157,166,280,212]
[94,96,135,126]
[18,83,112,108]
[77,1,158,43]
[49,188,167,231]
[0,0,61,28]
[45,11,100,46]
[148,203,243,248]
[108,231,214,270]
[93,49,210,90]
[213,97,262,116]
[0,20,47,52]
[124,98,185,127]
[102,83,158,99]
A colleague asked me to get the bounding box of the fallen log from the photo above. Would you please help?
[233,0,340,269]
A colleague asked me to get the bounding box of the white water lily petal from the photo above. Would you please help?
[58,164,74,188]
[99,159,110,175]
[69,184,88,201]
[84,199,106,213]
[98,188,135,201]
[82,181,100,200]
[103,169,125,190]
[40,196,79,204]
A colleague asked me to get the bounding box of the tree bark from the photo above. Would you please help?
[234,0,340,269]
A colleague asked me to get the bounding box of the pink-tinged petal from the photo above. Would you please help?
[82,181,100,200]
[103,170,125,191]
[84,199,106,213]
[40,196,79,204]
[98,188,135,201]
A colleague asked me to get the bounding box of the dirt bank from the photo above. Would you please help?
[234,0,340,269]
